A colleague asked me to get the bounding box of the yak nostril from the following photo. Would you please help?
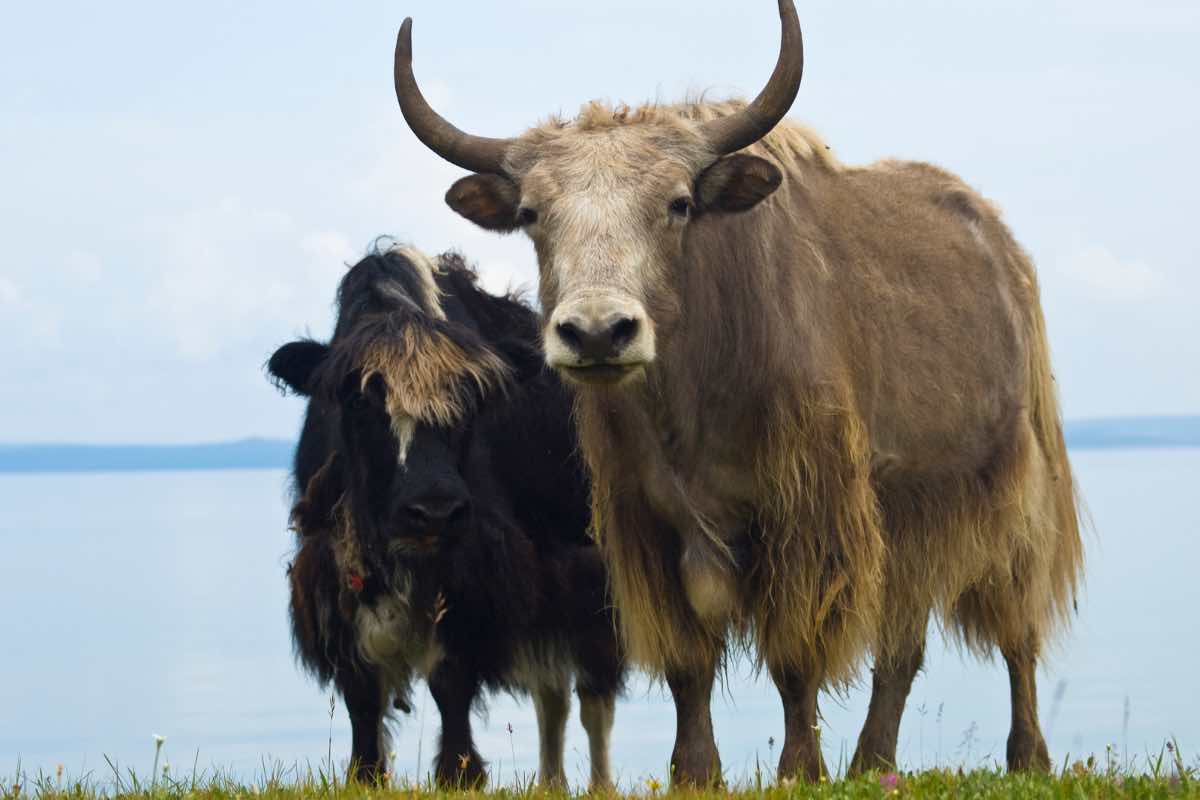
[403,499,466,527]
[402,504,431,528]
[555,315,641,361]
[609,317,639,351]
[556,320,585,352]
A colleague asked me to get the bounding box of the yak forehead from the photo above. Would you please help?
[515,122,706,206]
[329,247,512,430]
[357,323,510,429]
[334,245,448,347]
[377,246,446,322]
[511,112,712,304]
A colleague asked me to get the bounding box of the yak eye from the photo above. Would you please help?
[669,197,692,219]
[517,207,539,226]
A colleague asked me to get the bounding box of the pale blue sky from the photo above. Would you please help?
[2,0,1197,443]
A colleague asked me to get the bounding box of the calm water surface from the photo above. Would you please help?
[2,449,1197,787]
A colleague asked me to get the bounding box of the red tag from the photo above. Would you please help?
[348,573,364,594]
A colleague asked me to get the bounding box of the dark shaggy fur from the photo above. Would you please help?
[269,245,624,787]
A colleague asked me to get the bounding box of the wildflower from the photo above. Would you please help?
[768,736,775,749]
[56,764,64,781]
[154,734,166,746]
[458,753,471,770]
[880,772,900,791]
[646,777,662,794]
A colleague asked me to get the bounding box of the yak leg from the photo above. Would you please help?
[579,687,616,791]
[533,682,571,789]
[340,668,387,783]
[667,662,722,786]
[770,663,826,782]
[955,578,1052,772]
[1002,635,1051,772]
[849,631,926,775]
[429,660,487,787]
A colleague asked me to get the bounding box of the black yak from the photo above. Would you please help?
[269,244,624,788]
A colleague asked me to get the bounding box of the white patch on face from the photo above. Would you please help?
[389,245,446,321]
[391,414,417,467]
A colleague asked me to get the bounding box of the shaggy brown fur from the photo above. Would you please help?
[441,99,1083,783]
[357,318,512,428]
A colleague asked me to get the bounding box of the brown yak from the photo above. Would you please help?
[392,0,1083,785]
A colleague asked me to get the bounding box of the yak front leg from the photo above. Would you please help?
[429,660,487,787]
[533,682,571,789]
[667,661,722,786]
[579,687,616,790]
[849,632,926,775]
[340,668,387,783]
[770,662,827,782]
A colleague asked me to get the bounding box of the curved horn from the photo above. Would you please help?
[394,18,513,174]
[701,0,804,155]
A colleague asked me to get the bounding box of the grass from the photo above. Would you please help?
[7,729,1196,800]
[6,748,1198,800]
[3,771,1198,800]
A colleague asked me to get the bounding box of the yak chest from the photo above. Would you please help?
[634,426,755,629]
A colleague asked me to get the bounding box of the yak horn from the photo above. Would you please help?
[394,18,513,174]
[701,0,804,156]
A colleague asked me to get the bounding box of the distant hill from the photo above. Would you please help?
[1064,416,1200,450]
[1,417,1197,474]
[0,438,294,474]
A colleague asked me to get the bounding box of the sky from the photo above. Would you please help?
[1,0,1197,444]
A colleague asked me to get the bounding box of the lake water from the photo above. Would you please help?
[2,448,1198,788]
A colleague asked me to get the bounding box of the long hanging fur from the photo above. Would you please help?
[546,100,1082,686]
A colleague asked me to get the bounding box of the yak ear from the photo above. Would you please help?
[268,340,329,396]
[695,154,783,214]
[446,174,522,232]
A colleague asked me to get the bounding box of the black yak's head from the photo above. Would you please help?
[269,245,535,597]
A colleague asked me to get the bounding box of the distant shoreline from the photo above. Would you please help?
[0,438,294,474]
[1,417,1198,474]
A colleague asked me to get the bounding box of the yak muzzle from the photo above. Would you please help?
[545,295,655,385]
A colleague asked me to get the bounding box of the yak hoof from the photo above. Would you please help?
[1007,729,1051,773]
[671,741,722,787]
[435,751,487,789]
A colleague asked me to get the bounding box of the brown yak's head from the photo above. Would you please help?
[394,1,803,386]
